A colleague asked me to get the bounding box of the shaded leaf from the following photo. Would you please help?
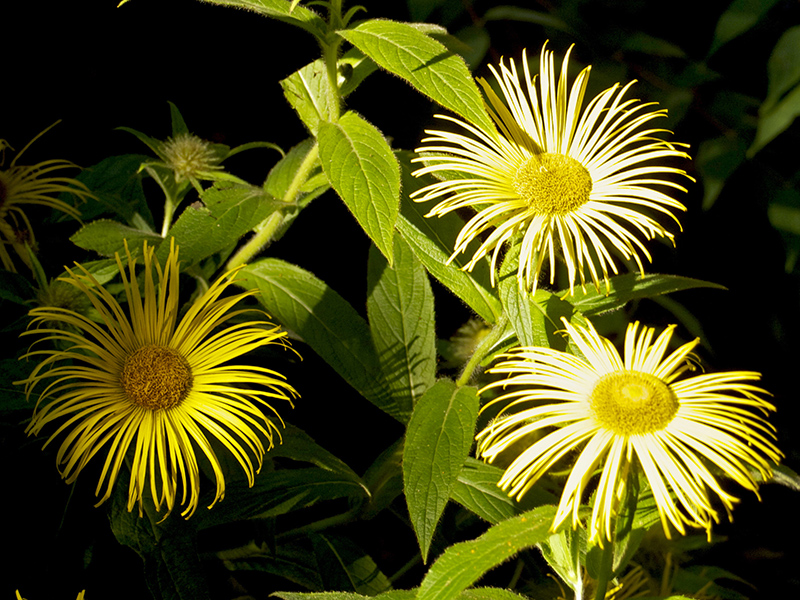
[237,259,396,418]
[708,0,781,55]
[367,237,436,423]
[403,380,479,562]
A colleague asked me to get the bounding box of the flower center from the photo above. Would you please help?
[590,370,678,436]
[120,345,193,411]
[513,153,592,214]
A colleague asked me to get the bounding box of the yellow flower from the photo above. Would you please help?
[411,44,691,294]
[476,318,781,543]
[16,591,85,600]
[0,123,91,272]
[18,240,298,518]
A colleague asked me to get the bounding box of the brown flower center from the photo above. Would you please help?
[513,153,592,214]
[120,345,193,410]
[590,370,678,436]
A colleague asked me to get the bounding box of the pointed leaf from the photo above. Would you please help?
[396,152,501,323]
[452,458,557,525]
[70,219,162,257]
[403,380,479,562]
[417,505,558,600]
[367,236,436,423]
[564,273,726,316]
[339,20,495,133]
[318,111,400,264]
[157,182,278,266]
[498,243,548,348]
[197,0,326,38]
[708,0,781,55]
[237,258,397,418]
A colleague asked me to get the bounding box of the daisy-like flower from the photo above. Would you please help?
[476,318,782,543]
[411,44,691,294]
[18,240,298,518]
[0,123,91,272]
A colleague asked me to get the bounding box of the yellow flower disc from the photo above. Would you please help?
[590,370,678,436]
[513,153,593,215]
[121,345,193,410]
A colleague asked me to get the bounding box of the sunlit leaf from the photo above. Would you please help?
[318,111,400,264]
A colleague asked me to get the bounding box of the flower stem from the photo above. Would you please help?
[456,314,509,387]
[593,538,615,600]
[224,143,319,271]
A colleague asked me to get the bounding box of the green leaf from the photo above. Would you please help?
[197,0,326,38]
[695,136,748,210]
[109,467,211,600]
[318,111,400,264]
[237,259,396,418]
[564,273,726,316]
[197,468,369,528]
[72,154,155,223]
[403,380,479,562]
[361,438,404,519]
[708,0,781,56]
[483,6,571,32]
[339,20,495,134]
[367,237,436,423]
[417,505,558,600]
[219,540,324,591]
[70,219,162,257]
[156,182,278,267]
[498,243,547,348]
[282,50,378,135]
[310,534,392,595]
[750,82,800,157]
[396,153,501,323]
[451,458,558,525]
[538,528,584,592]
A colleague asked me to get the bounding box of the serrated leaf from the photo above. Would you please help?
[403,380,479,562]
[417,505,558,600]
[282,50,378,135]
[367,237,436,423]
[318,111,399,264]
[197,0,326,38]
[563,273,726,316]
[396,152,501,323]
[451,458,557,525]
[70,219,162,257]
[156,182,278,266]
[237,259,397,418]
[339,20,495,134]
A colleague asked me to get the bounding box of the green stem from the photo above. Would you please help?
[224,143,319,271]
[320,0,344,122]
[592,539,615,600]
[161,191,178,237]
[456,314,509,387]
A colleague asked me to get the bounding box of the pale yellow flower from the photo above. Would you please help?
[18,241,298,518]
[412,44,691,294]
[477,318,781,543]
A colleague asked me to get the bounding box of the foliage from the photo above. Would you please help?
[3,1,800,600]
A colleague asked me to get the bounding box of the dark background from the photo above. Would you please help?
[3,0,800,599]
